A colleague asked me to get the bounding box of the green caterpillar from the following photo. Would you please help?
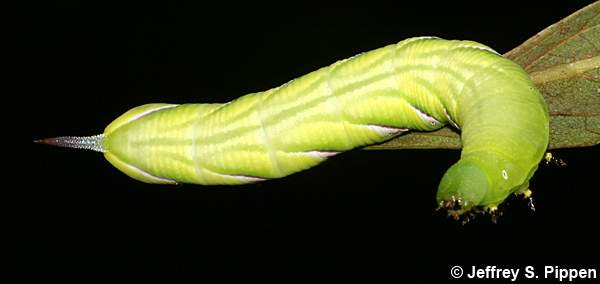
[37,37,549,215]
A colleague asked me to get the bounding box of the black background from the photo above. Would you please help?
[8,1,599,282]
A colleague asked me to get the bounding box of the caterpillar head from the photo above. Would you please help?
[436,156,533,218]
[437,160,489,216]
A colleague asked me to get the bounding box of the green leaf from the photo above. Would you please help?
[367,2,600,150]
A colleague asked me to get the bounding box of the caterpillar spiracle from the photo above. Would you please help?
[36,37,550,215]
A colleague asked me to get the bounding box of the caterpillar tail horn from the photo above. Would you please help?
[34,134,105,153]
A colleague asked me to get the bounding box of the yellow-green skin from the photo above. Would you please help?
[102,37,549,212]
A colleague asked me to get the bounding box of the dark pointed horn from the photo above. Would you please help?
[34,134,105,153]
